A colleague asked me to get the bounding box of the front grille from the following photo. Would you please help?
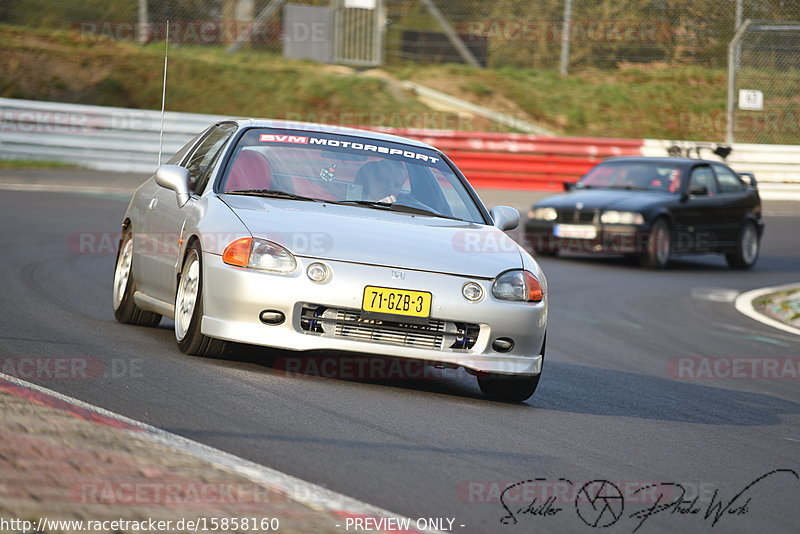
[299,305,479,351]
[558,209,596,223]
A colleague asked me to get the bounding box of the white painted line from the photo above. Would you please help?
[734,284,800,337]
[0,372,446,534]
[0,183,134,195]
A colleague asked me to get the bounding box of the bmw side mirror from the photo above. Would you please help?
[155,165,191,207]
[490,206,520,231]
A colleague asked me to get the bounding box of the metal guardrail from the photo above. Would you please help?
[0,98,227,173]
[2,97,798,186]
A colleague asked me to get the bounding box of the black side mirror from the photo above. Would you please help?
[563,181,576,192]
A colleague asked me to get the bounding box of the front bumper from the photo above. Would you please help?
[526,221,649,254]
[200,253,547,376]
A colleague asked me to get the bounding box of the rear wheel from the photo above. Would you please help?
[726,221,760,270]
[175,243,227,357]
[640,218,671,269]
[113,231,162,326]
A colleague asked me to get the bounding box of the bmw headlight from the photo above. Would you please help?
[223,237,297,273]
[528,207,558,221]
[600,211,644,225]
[492,270,544,302]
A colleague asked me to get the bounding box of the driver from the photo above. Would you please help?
[362,160,407,203]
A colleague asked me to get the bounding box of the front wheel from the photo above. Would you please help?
[113,231,162,326]
[726,221,760,270]
[640,218,671,269]
[477,373,541,402]
[175,243,227,357]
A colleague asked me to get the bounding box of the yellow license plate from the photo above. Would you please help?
[362,286,432,318]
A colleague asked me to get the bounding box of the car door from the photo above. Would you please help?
[670,164,724,253]
[711,163,754,246]
[144,123,237,302]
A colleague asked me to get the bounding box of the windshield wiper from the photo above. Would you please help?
[337,200,460,220]
[224,189,322,202]
[336,200,393,209]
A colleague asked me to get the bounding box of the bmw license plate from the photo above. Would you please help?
[554,224,597,239]
[362,286,432,321]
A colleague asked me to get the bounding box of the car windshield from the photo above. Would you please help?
[578,161,682,193]
[220,128,486,224]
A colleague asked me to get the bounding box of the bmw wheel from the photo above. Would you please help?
[640,218,671,269]
[175,242,227,357]
[726,221,760,270]
[113,231,162,326]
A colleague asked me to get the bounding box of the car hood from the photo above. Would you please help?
[220,195,522,278]
[537,189,675,212]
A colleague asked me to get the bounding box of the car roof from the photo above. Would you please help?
[224,119,437,151]
[601,156,726,166]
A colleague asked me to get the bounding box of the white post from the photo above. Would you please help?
[137,0,150,45]
[559,0,573,75]
[727,20,751,144]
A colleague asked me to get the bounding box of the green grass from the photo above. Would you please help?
[0,159,78,169]
[1,24,796,142]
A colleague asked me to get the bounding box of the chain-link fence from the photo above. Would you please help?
[733,21,800,144]
[3,1,798,66]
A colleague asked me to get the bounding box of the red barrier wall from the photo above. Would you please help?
[380,129,646,191]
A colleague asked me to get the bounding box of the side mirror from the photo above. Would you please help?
[490,206,520,231]
[155,165,191,207]
[688,185,708,197]
[563,181,576,192]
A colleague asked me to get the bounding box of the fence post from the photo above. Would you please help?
[559,0,573,75]
[727,19,751,144]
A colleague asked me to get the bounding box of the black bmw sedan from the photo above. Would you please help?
[524,157,764,269]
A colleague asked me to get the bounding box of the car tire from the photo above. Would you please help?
[113,231,162,327]
[477,373,541,402]
[726,221,760,270]
[175,242,227,357]
[640,218,671,269]
[477,336,544,402]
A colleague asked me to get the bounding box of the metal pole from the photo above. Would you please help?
[727,19,751,144]
[137,0,150,45]
[559,0,573,75]
[226,0,286,53]
[735,0,743,68]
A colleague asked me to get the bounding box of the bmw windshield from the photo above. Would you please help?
[578,161,683,193]
[219,128,486,224]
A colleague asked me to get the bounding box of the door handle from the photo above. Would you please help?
[148,198,158,210]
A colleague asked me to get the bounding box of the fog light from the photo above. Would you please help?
[462,281,484,302]
[306,262,330,283]
[260,310,285,325]
[492,338,514,352]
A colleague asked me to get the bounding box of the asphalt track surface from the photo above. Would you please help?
[1,175,799,534]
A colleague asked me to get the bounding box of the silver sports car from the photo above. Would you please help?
[113,120,547,401]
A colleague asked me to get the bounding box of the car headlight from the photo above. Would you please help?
[528,207,558,221]
[222,237,297,273]
[492,270,544,302]
[600,211,644,225]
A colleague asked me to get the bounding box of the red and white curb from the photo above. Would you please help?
[734,284,800,337]
[0,372,448,534]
